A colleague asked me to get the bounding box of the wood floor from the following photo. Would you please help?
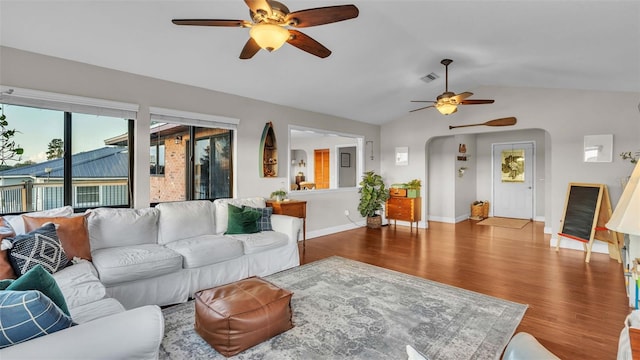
[298,220,630,359]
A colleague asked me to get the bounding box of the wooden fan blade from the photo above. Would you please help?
[172,19,250,27]
[240,37,261,59]
[460,99,495,105]
[410,105,435,112]
[286,5,359,28]
[449,117,517,129]
[451,92,473,102]
[245,0,272,16]
[287,30,331,58]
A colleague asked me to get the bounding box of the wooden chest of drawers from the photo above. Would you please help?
[389,188,407,197]
[386,196,421,231]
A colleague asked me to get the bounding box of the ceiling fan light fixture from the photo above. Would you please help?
[249,23,290,52]
[436,103,457,115]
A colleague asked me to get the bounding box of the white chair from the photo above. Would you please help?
[502,332,560,360]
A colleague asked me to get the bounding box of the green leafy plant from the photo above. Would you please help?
[0,106,24,166]
[358,170,390,218]
[270,189,287,200]
[405,179,422,190]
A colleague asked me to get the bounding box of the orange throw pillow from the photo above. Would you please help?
[23,215,92,261]
[0,217,17,279]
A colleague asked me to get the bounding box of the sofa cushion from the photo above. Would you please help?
[4,223,69,276]
[69,297,125,324]
[23,214,91,261]
[213,197,266,234]
[3,206,74,235]
[0,290,74,349]
[156,200,215,245]
[52,260,106,309]
[91,244,182,285]
[225,204,261,235]
[226,231,289,255]
[1,264,71,316]
[164,235,244,269]
[87,207,159,251]
[0,217,17,280]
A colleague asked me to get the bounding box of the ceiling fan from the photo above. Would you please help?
[411,59,495,115]
[172,0,359,59]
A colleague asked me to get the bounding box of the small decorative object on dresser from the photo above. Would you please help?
[405,179,421,198]
[270,189,287,202]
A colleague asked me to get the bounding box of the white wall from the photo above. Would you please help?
[0,46,380,236]
[454,134,477,221]
[381,85,640,253]
[427,136,456,222]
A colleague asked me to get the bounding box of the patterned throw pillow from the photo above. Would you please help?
[0,290,74,349]
[247,206,273,231]
[225,204,261,235]
[23,215,91,261]
[5,223,69,276]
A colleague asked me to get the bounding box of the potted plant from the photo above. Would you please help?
[358,171,390,228]
[405,179,421,198]
[270,189,287,202]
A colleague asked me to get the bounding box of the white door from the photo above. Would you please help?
[492,142,534,219]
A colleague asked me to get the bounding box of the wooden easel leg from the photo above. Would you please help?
[585,240,594,263]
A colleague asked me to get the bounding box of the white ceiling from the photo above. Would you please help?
[1,1,639,125]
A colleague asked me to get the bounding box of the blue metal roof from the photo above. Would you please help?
[0,147,128,178]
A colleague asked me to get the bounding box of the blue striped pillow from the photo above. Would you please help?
[0,290,74,348]
[246,206,273,231]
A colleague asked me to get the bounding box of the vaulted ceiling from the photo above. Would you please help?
[1,1,639,124]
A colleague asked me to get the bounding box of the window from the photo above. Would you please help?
[149,107,237,204]
[0,89,134,214]
[75,185,99,207]
[150,141,165,175]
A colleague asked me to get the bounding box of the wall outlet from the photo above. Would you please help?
[344,210,350,216]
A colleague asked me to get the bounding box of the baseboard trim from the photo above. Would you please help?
[550,236,610,255]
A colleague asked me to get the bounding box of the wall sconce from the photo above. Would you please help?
[298,160,306,167]
[174,135,182,144]
[458,167,467,177]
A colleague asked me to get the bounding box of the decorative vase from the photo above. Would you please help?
[407,189,418,198]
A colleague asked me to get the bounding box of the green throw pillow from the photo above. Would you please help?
[4,264,70,316]
[225,204,261,235]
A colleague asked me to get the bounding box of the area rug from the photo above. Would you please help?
[477,217,530,229]
[159,257,527,360]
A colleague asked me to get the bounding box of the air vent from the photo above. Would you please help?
[420,72,439,83]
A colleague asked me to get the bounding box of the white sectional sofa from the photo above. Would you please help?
[0,197,302,359]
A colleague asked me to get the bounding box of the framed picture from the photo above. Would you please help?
[395,147,409,166]
[341,153,350,167]
[584,134,613,162]
[501,149,525,182]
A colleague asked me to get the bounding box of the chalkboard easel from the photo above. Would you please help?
[556,182,623,263]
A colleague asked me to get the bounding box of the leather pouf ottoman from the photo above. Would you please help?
[194,277,294,357]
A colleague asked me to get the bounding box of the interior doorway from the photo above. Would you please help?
[314,149,330,189]
[492,142,535,219]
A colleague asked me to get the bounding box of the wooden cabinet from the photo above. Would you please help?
[266,200,307,246]
[386,197,421,231]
